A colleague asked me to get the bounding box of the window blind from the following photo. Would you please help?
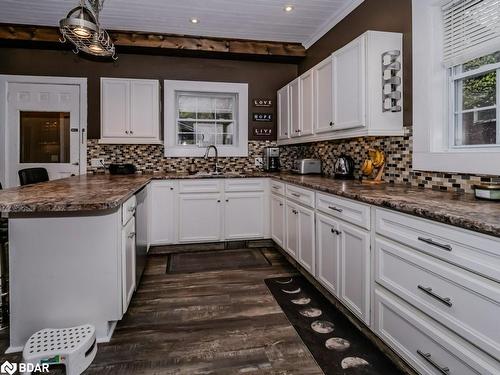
[443,0,500,67]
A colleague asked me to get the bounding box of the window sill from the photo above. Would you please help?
[413,151,500,175]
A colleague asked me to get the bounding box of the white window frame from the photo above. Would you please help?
[412,0,500,175]
[449,61,500,149]
[164,80,248,157]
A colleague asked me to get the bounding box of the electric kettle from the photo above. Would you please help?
[334,155,355,179]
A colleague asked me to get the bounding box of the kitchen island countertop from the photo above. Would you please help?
[0,172,499,238]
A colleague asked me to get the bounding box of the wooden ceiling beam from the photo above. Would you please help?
[0,24,306,58]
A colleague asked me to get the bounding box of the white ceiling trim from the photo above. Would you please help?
[302,0,365,48]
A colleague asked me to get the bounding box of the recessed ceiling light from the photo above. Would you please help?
[284,5,294,12]
[190,18,199,24]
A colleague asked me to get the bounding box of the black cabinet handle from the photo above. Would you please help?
[328,206,343,213]
[417,350,450,374]
[417,285,452,307]
[418,237,452,251]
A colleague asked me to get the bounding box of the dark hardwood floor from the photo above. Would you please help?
[0,247,324,374]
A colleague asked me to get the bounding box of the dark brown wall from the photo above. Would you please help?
[0,48,297,139]
[300,0,412,125]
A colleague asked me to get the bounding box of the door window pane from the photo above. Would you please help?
[20,111,70,163]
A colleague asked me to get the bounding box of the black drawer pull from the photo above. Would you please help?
[291,193,301,197]
[417,350,450,374]
[417,285,452,307]
[418,237,452,251]
[328,206,343,213]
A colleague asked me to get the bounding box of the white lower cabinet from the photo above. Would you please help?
[316,213,341,296]
[339,220,370,324]
[121,216,136,314]
[374,288,500,375]
[224,192,265,240]
[315,211,370,324]
[150,181,177,245]
[179,193,223,242]
[285,200,315,275]
[286,201,299,258]
[271,193,285,248]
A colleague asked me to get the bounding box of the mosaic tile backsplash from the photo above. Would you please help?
[88,127,500,194]
[87,140,277,175]
[279,127,500,194]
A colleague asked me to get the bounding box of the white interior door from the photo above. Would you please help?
[6,82,82,186]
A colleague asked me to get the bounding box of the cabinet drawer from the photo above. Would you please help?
[375,208,500,283]
[179,179,221,193]
[286,184,315,208]
[316,192,370,230]
[375,238,500,359]
[374,288,499,375]
[270,180,285,196]
[224,178,265,192]
[122,195,136,226]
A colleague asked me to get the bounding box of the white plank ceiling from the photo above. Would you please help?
[0,0,364,47]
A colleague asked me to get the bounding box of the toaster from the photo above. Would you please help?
[292,159,322,175]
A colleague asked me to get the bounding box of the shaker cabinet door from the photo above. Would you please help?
[122,217,136,314]
[316,213,341,295]
[289,78,301,138]
[150,181,176,245]
[277,86,290,140]
[332,35,366,131]
[224,192,265,240]
[178,193,223,243]
[297,205,315,275]
[339,221,370,324]
[314,57,335,134]
[286,201,299,259]
[130,80,159,138]
[101,79,130,138]
[271,194,286,248]
[299,69,314,137]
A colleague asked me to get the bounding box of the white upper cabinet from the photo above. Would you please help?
[277,85,290,140]
[332,34,366,131]
[277,30,403,145]
[101,78,160,144]
[314,57,334,134]
[299,69,314,137]
[289,78,300,138]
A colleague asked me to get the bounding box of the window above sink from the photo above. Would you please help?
[164,80,248,158]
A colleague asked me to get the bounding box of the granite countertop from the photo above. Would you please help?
[0,172,271,214]
[0,172,499,238]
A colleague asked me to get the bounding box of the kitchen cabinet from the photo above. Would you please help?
[271,193,285,248]
[150,181,177,245]
[316,213,341,296]
[178,193,223,243]
[277,86,290,140]
[286,201,299,258]
[314,57,334,134]
[339,220,370,324]
[332,35,365,131]
[121,216,136,313]
[277,30,403,145]
[299,69,314,137]
[285,199,315,275]
[289,78,300,138]
[224,192,265,240]
[101,78,160,144]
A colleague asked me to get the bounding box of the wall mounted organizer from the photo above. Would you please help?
[381,50,402,113]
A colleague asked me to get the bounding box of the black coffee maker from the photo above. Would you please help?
[334,155,355,179]
[263,147,280,172]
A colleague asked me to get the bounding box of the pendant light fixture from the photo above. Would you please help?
[59,0,117,59]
